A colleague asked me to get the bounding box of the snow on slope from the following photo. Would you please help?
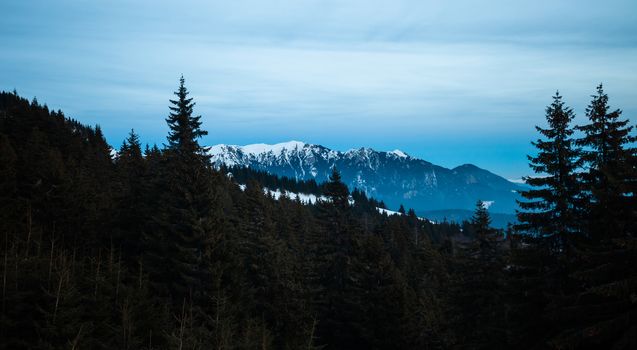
[235,182,327,204]
[377,207,403,216]
[507,178,526,184]
[236,183,434,222]
[389,149,408,158]
[264,188,328,204]
[376,207,436,224]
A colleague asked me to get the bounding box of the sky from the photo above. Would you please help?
[1,0,636,179]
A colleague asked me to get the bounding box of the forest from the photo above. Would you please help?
[0,79,636,349]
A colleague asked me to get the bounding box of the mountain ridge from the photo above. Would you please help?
[209,140,524,216]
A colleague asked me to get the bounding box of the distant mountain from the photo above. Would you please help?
[209,141,524,218]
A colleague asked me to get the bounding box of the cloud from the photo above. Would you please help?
[1,0,636,179]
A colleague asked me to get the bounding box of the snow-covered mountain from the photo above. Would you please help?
[209,141,523,215]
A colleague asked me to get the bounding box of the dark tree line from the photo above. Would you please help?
[0,81,635,349]
[0,82,456,349]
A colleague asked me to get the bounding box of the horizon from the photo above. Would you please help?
[2,0,636,179]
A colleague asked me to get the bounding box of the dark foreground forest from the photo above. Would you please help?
[1,80,636,349]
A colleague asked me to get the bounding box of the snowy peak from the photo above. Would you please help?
[209,141,315,167]
[240,140,307,156]
[210,140,306,157]
[210,141,410,166]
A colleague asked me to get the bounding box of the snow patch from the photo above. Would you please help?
[507,178,526,184]
[376,207,437,224]
[377,207,403,216]
[264,188,328,204]
[481,201,495,209]
[234,183,327,204]
[389,149,408,158]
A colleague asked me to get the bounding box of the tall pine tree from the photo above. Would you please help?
[145,76,216,304]
[517,91,583,251]
[576,84,636,239]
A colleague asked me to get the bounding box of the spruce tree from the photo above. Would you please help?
[145,76,216,304]
[576,84,636,239]
[517,92,583,250]
[118,129,143,163]
[324,166,350,210]
[165,76,209,161]
[312,167,362,347]
[115,129,147,259]
[472,200,492,236]
[449,200,507,348]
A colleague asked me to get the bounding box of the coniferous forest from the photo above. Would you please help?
[1,79,636,349]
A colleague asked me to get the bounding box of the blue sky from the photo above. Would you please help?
[1,0,636,178]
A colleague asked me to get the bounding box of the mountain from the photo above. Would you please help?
[209,141,524,218]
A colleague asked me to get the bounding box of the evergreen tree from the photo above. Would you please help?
[144,77,216,304]
[312,167,364,348]
[576,84,636,239]
[118,129,143,163]
[448,200,507,348]
[115,129,147,260]
[517,92,583,250]
[472,200,491,235]
[165,75,209,160]
[324,166,350,210]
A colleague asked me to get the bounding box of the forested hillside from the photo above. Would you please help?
[1,81,636,349]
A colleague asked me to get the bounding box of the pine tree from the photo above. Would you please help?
[165,76,209,161]
[449,200,507,348]
[145,77,216,304]
[115,129,147,260]
[312,167,367,348]
[576,84,636,239]
[517,92,583,251]
[472,200,491,235]
[324,166,350,210]
[118,129,143,163]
